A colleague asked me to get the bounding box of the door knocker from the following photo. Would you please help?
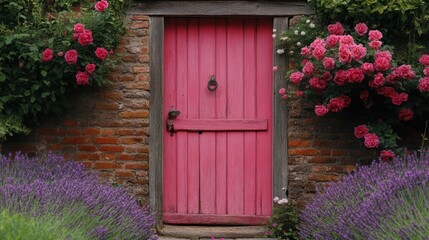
[207,75,218,91]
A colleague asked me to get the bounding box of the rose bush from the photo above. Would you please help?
[280,22,429,158]
[0,0,127,141]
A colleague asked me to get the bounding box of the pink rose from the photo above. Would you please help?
[364,133,380,148]
[423,67,429,76]
[350,44,367,61]
[374,57,390,71]
[94,0,109,12]
[399,108,413,121]
[95,47,109,60]
[360,90,369,101]
[290,71,304,84]
[375,51,392,61]
[279,88,286,95]
[64,49,78,64]
[354,23,368,36]
[326,35,340,47]
[310,38,325,49]
[309,77,326,90]
[322,57,335,70]
[312,46,326,60]
[57,51,64,57]
[328,96,346,112]
[282,94,289,100]
[78,29,93,46]
[377,87,396,98]
[397,64,415,80]
[369,41,382,50]
[347,68,364,83]
[301,47,311,57]
[339,35,354,45]
[372,73,385,87]
[302,61,314,76]
[386,71,400,84]
[391,92,408,106]
[419,54,429,66]
[321,72,333,81]
[85,63,96,74]
[42,48,54,62]
[418,77,429,92]
[76,71,89,85]
[73,23,85,33]
[380,150,395,162]
[314,105,328,116]
[368,30,383,41]
[334,70,348,86]
[327,22,344,35]
[338,46,352,63]
[361,62,374,74]
[354,125,369,138]
[297,91,304,97]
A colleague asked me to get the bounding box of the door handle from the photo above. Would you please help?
[167,109,181,136]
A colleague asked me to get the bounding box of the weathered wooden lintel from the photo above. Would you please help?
[130,1,313,16]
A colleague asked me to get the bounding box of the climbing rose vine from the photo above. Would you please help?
[280,22,429,159]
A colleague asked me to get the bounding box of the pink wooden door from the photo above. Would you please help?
[163,18,273,225]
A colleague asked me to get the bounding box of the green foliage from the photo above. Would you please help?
[266,200,300,240]
[308,0,429,63]
[0,0,127,141]
[0,210,85,240]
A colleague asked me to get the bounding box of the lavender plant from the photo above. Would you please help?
[0,153,156,240]
[300,150,429,239]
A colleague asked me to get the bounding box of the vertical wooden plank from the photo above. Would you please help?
[163,18,178,213]
[176,18,189,213]
[187,18,200,214]
[226,18,244,215]
[273,17,289,201]
[149,16,164,225]
[198,18,217,214]
[256,18,273,216]
[243,18,257,215]
[215,18,227,215]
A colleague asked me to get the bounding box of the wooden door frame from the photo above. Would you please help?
[143,1,313,224]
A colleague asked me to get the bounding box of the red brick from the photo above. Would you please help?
[63,120,79,126]
[130,21,149,29]
[81,162,93,168]
[37,128,65,136]
[102,92,123,100]
[309,157,337,164]
[94,137,119,144]
[62,137,90,144]
[100,146,124,152]
[94,162,121,169]
[115,129,134,136]
[131,15,149,21]
[67,128,81,135]
[115,170,134,178]
[288,149,319,156]
[332,150,348,156]
[136,74,148,81]
[122,137,144,144]
[119,111,149,119]
[101,154,116,160]
[288,140,311,147]
[83,128,100,136]
[79,145,98,152]
[124,163,148,170]
[95,103,119,110]
[118,74,134,81]
[132,66,149,73]
[119,154,146,161]
[308,174,338,182]
[100,129,115,136]
[47,144,63,151]
[77,153,100,161]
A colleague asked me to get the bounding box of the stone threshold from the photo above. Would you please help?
[158,225,271,239]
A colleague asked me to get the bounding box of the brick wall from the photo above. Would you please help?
[2,13,379,205]
[2,13,151,204]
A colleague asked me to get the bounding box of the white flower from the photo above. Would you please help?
[308,0,311,2]
[277,198,289,205]
[282,187,286,190]
[280,36,289,41]
[294,30,299,35]
[296,42,302,46]
[301,31,306,35]
[309,23,315,28]
[273,28,277,33]
[289,50,294,54]
[306,19,311,24]
[272,34,276,38]
[273,197,280,202]
[277,49,285,54]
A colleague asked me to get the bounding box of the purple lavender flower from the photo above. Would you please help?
[0,152,156,239]
[299,150,429,239]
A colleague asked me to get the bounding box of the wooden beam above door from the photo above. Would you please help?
[130,1,314,16]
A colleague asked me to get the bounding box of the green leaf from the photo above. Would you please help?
[41,92,50,98]
[30,96,36,103]
[0,72,6,82]
[40,70,47,77]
